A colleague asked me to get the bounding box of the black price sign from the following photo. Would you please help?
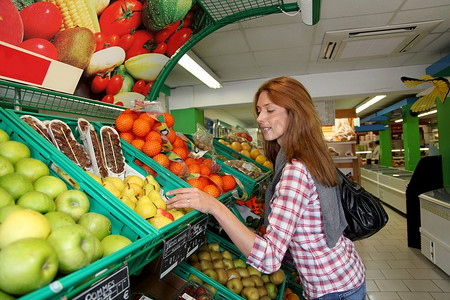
[186,216,208,257]
[72,265,130,300]
[160,229,189,279]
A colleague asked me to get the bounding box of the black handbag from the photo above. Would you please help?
[337,168,389,241]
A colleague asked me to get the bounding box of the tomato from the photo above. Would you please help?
[20,2,62,40]
[152,42,167,54]
[101,94,115,104]
[94,32,107,52]
[182,12,194,28]
[91,74,110,94]
[154,21,181,44]
[126,30,154,60]
[166,28,192,57]
[118,33,135,52]
[142,81,153,96]
[99,0,142,37]
[132,80,146,93]
[19,38,58,60]
[106,74,123,95]
[105,34,119,48]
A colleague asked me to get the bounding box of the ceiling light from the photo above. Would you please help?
[356,95,386,114]
[178,52,222,89]
[394,118,403,123]
[418,109,437,117]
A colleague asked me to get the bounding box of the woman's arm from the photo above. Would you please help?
[166,187,257,257]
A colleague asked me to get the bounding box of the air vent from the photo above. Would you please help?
[319,20,443,61]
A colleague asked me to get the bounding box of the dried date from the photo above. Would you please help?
[20,115,52,142]
[101,127,125,174]
[78,119,108,177]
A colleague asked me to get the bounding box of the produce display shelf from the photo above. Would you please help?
[0,108,160,299]
[173,230,286,300]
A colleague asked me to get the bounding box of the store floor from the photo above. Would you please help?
[355,205,450,300]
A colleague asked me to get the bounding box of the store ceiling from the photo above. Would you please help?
[165,0,449,129]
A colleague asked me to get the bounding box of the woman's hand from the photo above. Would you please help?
[166,187,219,215]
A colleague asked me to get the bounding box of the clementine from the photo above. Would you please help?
[145,131,162,143]
[142,140,162,157]
[115,114,134,132]
[119,131,134,143]
[131,139,145,151]
[132,119,151,137]
[222,175,237,192]
[203,184,221,198]
[152,153,170,168]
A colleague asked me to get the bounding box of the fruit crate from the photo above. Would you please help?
[3,109,211,242]
[0,108,162,300]
[173,230,286,300]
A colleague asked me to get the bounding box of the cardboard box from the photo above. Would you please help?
[0,41,83,94]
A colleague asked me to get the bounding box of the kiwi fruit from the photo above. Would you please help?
[52,27,95,69]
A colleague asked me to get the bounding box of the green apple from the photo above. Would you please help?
[187,274,203,285]
[0,156,14,177]
[226,269,241,280]
[44,211,76,230]
[0,204,23,223]
[198,251,212,261]
[14,158,49,182]
[233,258,247,269]
[101,234,132,257]
[34,175,68,199]
[208,243,220,252]
[77,212,112,240]
[226,278,243,295]
[17,191,55,213]
[0,289,15,300]
[269,269,285,285]
[265,282,278,300]
[251,275,264,287]
[242,277,255,287]
[203,269,218,281]
[215,268,228,285]
[0,209,51,249]
[222,250,233,261]
[236,267,250,278]
[223,258,235,270]
[0,238,58,295]
[91,237,104,263]
[212,259,225,269]
[47,224,96,274]
[55,190,90,221]
[0,172,34,200]
[241,286,260,300]
[247,265,261,277]
[261,274,270,284]
[0,129,9,143]
[0,187,14,209]
[0,141,30,165]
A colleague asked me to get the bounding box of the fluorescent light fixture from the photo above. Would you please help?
[394,118,403,123]
[178,52,222,89]
[356,95,386,114]
[418,109,437,117]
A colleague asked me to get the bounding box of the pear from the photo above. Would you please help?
[148,214,172,229]
[124,175,145,188]
[145,175,160,192]
[167,209,184,220]
[134,195,156,219]
[127,183,143,197]
[57,168,80,189]
[86,171,102,185]
[103,176,125,191]
[102,181,121,198]
[121,184,138,199]
[119,195,136,210]
[142,182,155,195]
[148,190,166,210]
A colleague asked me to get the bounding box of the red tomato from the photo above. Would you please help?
[99,0,142,37]
[20,2,62,40]
[105,34,120,48]
[132,80,146,93]
[19,38,58,59]
[94,32,107,52]
[91,74,110,94]
[142,81,153,96]
[101,94,115,104]
[106,75,123,95]
[118,34,135,51]
[152,42,167,54]
[126,30,154,60]
[166,28,192,57]
[154,21,181,44]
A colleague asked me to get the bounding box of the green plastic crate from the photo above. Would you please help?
[174,230,286,300]
[0,109,161,299]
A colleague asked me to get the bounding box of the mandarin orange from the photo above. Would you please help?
[142,140,162,157]
[132,119,151,137]
[115,114,134,132]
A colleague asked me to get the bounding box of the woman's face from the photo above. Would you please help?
[256,91,289,145]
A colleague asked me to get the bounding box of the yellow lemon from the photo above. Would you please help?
[255,154,267,165]
[241,142,251,151]
[240,150,251,157]
[263,160,273,169]
[250,149,261,160]
[231,142,242,152]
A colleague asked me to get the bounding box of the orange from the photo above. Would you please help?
[131,139,145,151]
[142,140,162,157]
[115,114,134,132]
[119,131,134,144]
[222,175,237,192]
[231,141,243,152]
[199,165,210,176]
[188,163,201,174]
[198,176,210,187]
[255,154,267,165]
[138,112,155,128]
[184,157,196,165]
[284,287,293,296]
[141,164,157,177]
[202,158,213,168]
[208,173,223,190]
[132,119,151,137]
[203,184,221,198]
[172,147,188,161]
[286,293,300,300]
[151,122,162,131]
[134,159,143,166]
[187,178,206,190]
[123,108,138,120]
[145,131,162,143]
[166,128,177,144]
[169,161,185,176]
[250,149,261,160]
[263,160,273,169]
[163,112,175,128]
[152,153,170,168]
[172,136,185,148]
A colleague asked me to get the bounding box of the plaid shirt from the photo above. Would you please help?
[247,160,365,299]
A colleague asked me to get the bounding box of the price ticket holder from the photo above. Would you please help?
[71,265,130,300]
[159,216,209,279]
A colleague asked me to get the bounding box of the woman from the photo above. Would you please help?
[167,77,366,299]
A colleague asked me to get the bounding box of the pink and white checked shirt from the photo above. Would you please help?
[247,159,365,299]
